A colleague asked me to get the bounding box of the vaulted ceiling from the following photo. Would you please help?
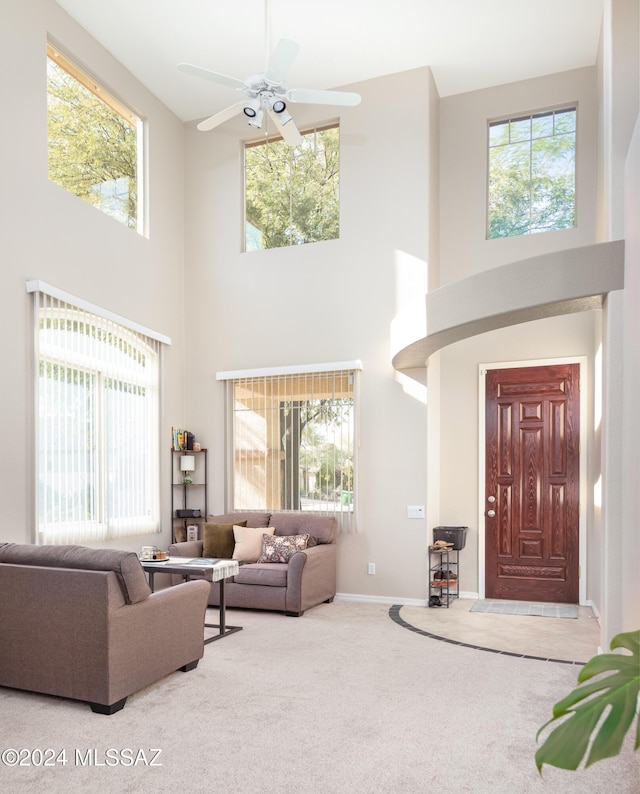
[54,0,604,123]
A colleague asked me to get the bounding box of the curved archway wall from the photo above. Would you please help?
[392,65,621,629]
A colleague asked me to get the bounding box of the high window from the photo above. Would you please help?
[218,363,360,531]
[29,282,168,545]
[488,107,576,239]
[47,42,143,233]
[244,124,340,251]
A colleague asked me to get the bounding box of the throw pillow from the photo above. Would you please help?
[268,525,317,548]
[257,533,311,563]
[232,525,275,563]
[203,520,247,559]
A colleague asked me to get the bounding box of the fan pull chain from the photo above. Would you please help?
[263,0,271,71]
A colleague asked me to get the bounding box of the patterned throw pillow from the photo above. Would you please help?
[257,533,311,563]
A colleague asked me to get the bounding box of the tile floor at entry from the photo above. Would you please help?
[397,598,600,664]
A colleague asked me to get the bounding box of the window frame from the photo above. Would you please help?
[217,361,361,532]
[28,281,169,545]
[47,41,145,235]
[486,104,577,240]
[243,121,340,252]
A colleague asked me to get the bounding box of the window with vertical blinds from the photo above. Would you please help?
[29,283,166,544]
[219,364,360,532]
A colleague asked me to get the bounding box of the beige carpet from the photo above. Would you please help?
[0,600,638,793]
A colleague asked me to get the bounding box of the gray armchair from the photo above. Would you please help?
[0,543,210,714]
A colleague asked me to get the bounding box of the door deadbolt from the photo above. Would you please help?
[487,495,496,503]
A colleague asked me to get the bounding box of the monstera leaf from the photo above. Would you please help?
[536,629,640,772]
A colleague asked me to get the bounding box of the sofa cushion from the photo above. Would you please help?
[268,513,337,544]
[0,543,151,604]
[233,563,288,587]
[203,520,247,559]
[257,533,311,563]
[207,512,271,528]
[232,526,275,563]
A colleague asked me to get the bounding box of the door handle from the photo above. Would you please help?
[487,509,496,518]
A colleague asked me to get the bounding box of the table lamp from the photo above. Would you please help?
[180,455,195,484]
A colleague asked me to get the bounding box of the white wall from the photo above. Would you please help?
[0,0,186,551]
[3,2,636,629]
[435,68,601,602]
[620,115,640,634]
[439,67,598,285]
[184,67,440,600]
[598,0,640,640]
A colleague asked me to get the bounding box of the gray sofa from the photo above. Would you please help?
[168,512,337,616]
[0,543,210,714]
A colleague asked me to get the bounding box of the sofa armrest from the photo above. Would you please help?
[124,579,210,622]
[108,579,210,701]
[168,540,204,558]
[285,543,336,614]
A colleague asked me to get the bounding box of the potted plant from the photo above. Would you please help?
[536,629,639,771]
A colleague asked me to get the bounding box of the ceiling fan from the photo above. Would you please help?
[178,38,361,146]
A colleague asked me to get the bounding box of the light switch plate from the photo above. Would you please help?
[407,505,425,519]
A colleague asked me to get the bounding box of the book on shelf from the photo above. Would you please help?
[171,427,198,451]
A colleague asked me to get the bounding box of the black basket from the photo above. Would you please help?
[433,526,468,550]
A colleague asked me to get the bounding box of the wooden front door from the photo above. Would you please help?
[485,364,579,603]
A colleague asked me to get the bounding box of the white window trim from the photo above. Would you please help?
[216,360,362,381]
[218,361,362,532]
[26,281,171,346]
[28,280,170,544]
[47,40,146,236]
[486,104,577,239]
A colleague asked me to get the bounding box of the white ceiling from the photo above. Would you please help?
[54,0,605,123]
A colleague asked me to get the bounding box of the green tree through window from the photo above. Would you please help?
[245,125,339,250]
[47,43,140,231]
[488,108,576,239]
[226,368,357,531]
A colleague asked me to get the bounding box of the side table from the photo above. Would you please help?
[141,557,242,643]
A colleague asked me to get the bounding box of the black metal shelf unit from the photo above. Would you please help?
[428,547,459,607]
[170,448,208,542]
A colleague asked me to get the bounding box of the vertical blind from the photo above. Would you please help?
[31,285,164,544]
[221,365,360,533]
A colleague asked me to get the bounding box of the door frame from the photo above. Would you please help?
[477,356,588,605]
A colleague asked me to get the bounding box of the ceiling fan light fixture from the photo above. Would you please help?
[272,99,286,113]
[275,107,294,126]
[247,109,264,128]
[243,98,263,127]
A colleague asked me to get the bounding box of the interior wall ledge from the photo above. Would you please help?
[391,240,625,371]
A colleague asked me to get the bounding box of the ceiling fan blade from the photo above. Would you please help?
[286,88,362,107]
[267,108,302,147]
[197,101,246,132]
[264,39,300,85]
[178,63,247,91]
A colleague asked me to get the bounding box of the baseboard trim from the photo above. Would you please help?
[336,592,478,607]
[336,593,426,607]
